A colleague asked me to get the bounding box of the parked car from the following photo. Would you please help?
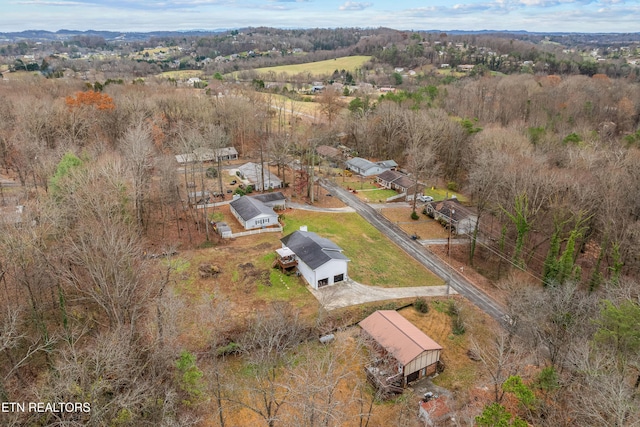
[230,180,237,185]
[417,195,434,202]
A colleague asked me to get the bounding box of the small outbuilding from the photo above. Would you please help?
[229,196,279,230]
[359,310,442,387]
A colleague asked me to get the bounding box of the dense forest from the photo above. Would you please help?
[1,28,640,426]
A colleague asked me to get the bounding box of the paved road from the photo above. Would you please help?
[309,279,456,311]
[321,179,506,322]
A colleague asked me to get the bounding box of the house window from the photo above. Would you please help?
[333,274,344,283]
[317,278,329,288]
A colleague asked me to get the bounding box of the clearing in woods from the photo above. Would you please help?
[253,55,372,77]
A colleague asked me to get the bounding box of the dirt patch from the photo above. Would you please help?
[381,207,449,239]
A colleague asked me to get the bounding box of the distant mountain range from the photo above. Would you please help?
[1,28,639,43]
[0,29,231,42]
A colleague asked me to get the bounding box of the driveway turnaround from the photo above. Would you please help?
[309,279,456,311]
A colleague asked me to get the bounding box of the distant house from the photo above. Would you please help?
[424,198,477,235]
[229,195,279,230]
[457,64,475,72]
[280,228,349,289]
[237,162,282,191]
[316,145,342,160]
[175,146,238,164]
[250,191,287,210]
[376,170,420,195]
[346,157,396,177]
[359,310,442,387]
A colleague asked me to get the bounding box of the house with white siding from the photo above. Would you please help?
[229,195,279,230]
[346,157,397,177]
[237,162,282,191]
[279,228,349,289]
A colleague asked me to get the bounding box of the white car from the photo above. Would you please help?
[417,195,434,202]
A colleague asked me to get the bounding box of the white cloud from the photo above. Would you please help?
[339,1,373,11]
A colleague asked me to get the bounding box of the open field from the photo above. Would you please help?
[253,55,372,77]
[262,92,324,118]
[158,70,205,79]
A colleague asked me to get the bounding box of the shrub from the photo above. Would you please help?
[206,167,218,178]
[175,351,204,400]
[414,297,429,313]
[216,342,241,357]
[410,210,419,220]
[447,181,458,192]
[563,132,582,145]
[447,300,466,335]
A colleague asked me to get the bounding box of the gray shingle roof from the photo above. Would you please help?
[346,157,377,172]
[251,192,286,204]
[230,196,277,221]
[426,198,474,222]
[281,230,349,270]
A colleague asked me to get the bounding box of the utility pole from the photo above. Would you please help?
[447,208,455,298]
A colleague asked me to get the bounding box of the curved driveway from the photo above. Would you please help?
[321,179,506,322]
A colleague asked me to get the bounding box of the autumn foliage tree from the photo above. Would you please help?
[65,90,116,111]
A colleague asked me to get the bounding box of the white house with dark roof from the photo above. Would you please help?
[175,146,238,164]
[346,157,397,177]
[280,228,349,289]
[237,162,282,191]
[229,195,279,230]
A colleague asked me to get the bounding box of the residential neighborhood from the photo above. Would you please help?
[1,23,639,427]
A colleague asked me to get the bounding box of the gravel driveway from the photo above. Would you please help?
[308,278,456,311]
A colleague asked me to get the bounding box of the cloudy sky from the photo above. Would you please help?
[2,0,637,33]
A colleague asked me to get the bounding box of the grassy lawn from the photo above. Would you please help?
[281,210,443,287]
[253,55,372,77]
[263,93,323,117]
[356,188,399,202]
[423,186,468,202]
[256,252,314,306]
[338,179,378,190]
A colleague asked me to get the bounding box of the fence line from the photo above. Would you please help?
[221,225,283,239]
